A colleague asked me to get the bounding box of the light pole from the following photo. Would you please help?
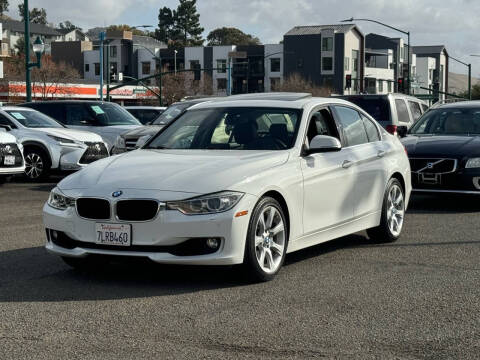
[449,55,472,100]
[174,50,178,74]
[24,0,45,102]
[341,17,411,95]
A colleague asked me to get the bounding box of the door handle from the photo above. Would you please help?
[342,160,353,169]
[377,150,386,158]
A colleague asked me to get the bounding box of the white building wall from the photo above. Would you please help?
[344,29,361,95]
[264,44,283,92]
[439,52,447,101]
[137,48,158,82]
[212,45,235,95]
[83,50,100,81]
[415,57,436,95]
[365,67,395,94]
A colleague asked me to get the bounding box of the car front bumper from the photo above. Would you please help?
[43,193,257,265]
[55,143,109,171]
[411,168,480,195]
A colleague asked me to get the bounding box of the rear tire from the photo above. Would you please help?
[24,147,51,181]
[243,197,288,282]
[367,178,405,243]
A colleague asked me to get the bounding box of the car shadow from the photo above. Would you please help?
[407,193,480,214]
[0,246,247,303]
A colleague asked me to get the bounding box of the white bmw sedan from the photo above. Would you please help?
[44,96,411,281]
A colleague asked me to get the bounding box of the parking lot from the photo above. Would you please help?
[0,179,479,359]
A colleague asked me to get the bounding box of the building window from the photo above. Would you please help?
[297,58,303,69]
[378,80,383,93]
[344,57,350,71]
[142,62,151,75]
[270,58,281,72]
[322,37,333,51]
[85,64,90,73]
[322,57,333,71]
[352,58,358,72]
[429,69,433,81]
[94,63,100,76]
[216,59,226,73]
[388,81,392,93]
[270,77,281,90]
[217,78,227,90]
[110,45,117,58]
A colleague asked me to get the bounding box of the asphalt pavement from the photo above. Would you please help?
[0,178,479,359]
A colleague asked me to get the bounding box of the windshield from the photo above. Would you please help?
[342,96,390,123]
[6,110,64,128]
[152,103,191,125]
[409,107,480,135]
[87,103,141,126]
[146,107,302,150]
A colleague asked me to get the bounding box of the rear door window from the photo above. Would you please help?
[395,99,411,123]
[333,106,369,147]
[341,96,390,123]
[408,101,422,121]
[421,104,429,113]
[362,115,380,142]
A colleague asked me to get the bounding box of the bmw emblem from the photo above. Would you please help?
[112,191,123,198]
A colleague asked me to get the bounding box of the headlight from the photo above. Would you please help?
[114,135,126,149]
[48,188,75,210]
[166,191,244,215]
[47,135,78,146]
[465,158,480,169]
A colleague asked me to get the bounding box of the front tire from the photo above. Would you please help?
[24,147,50,181]
[367,178,405,243]
[244,197,288,282]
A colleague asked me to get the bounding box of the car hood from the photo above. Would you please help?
[122,125,163,139]
[35,128,104,142]
[58,149,290,195]
[76,125,143,147]
[0,131,17,143]
[401,135,480,158]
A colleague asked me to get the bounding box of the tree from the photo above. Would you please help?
[14,36,25,55]
[207,27,260,46]
[174,0,204,46]
[18,4,47,24]
[107,24,148,36]
[155,6,176,43]
[155,0,204,48]
[274,73,332,96]
[0,0,8,17]
[459,83,480,100]
[59,21,81,32]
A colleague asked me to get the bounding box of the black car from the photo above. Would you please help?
[401,101,480,194]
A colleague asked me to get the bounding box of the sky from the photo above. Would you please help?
[6,0,480,76]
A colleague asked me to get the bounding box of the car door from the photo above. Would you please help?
[331,105,387,219]
[300,107,355,235]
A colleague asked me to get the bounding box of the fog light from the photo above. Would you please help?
[473,177,480,190]
[206,238,220,249]
[51,230,58,240]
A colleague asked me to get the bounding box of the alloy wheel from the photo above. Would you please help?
[25,153,44,179]
[387,184,404,237]
[254,205,286,274]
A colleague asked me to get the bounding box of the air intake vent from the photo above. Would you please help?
[116,200,159,221]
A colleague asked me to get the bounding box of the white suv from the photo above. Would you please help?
[0,129,25,181]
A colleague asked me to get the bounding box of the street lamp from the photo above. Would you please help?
[341,17,411,95]
[449,55,472,100]
[24,0,45,102]
[174,50,178,74]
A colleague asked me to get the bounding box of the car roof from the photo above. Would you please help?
[188,97,353,110]
[433,100,480,109]
[19,100,112,105]
[124,106,166,109]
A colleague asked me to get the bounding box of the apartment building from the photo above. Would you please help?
[413,45,449,101]
[1,19,62,55]
[283,24,365,95]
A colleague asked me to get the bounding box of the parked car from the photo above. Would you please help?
[124,106,167,125]
[0,107,109,180]
[338,94,428,135]
[0,128,25,181]
[401,101,480,195]
[112,98,222,154]
[19,101,142,150]
[44,94,411,281]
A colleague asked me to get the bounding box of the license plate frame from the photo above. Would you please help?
[95,223,131,247]
[4,155,15,166]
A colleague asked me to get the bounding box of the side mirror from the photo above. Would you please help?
[304,135,342,155]
[136,135,152,149]
[0,124,12,132]
[397,126,408,138]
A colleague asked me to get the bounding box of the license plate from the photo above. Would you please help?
[95,223,131,246]
[4,156,15,165]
